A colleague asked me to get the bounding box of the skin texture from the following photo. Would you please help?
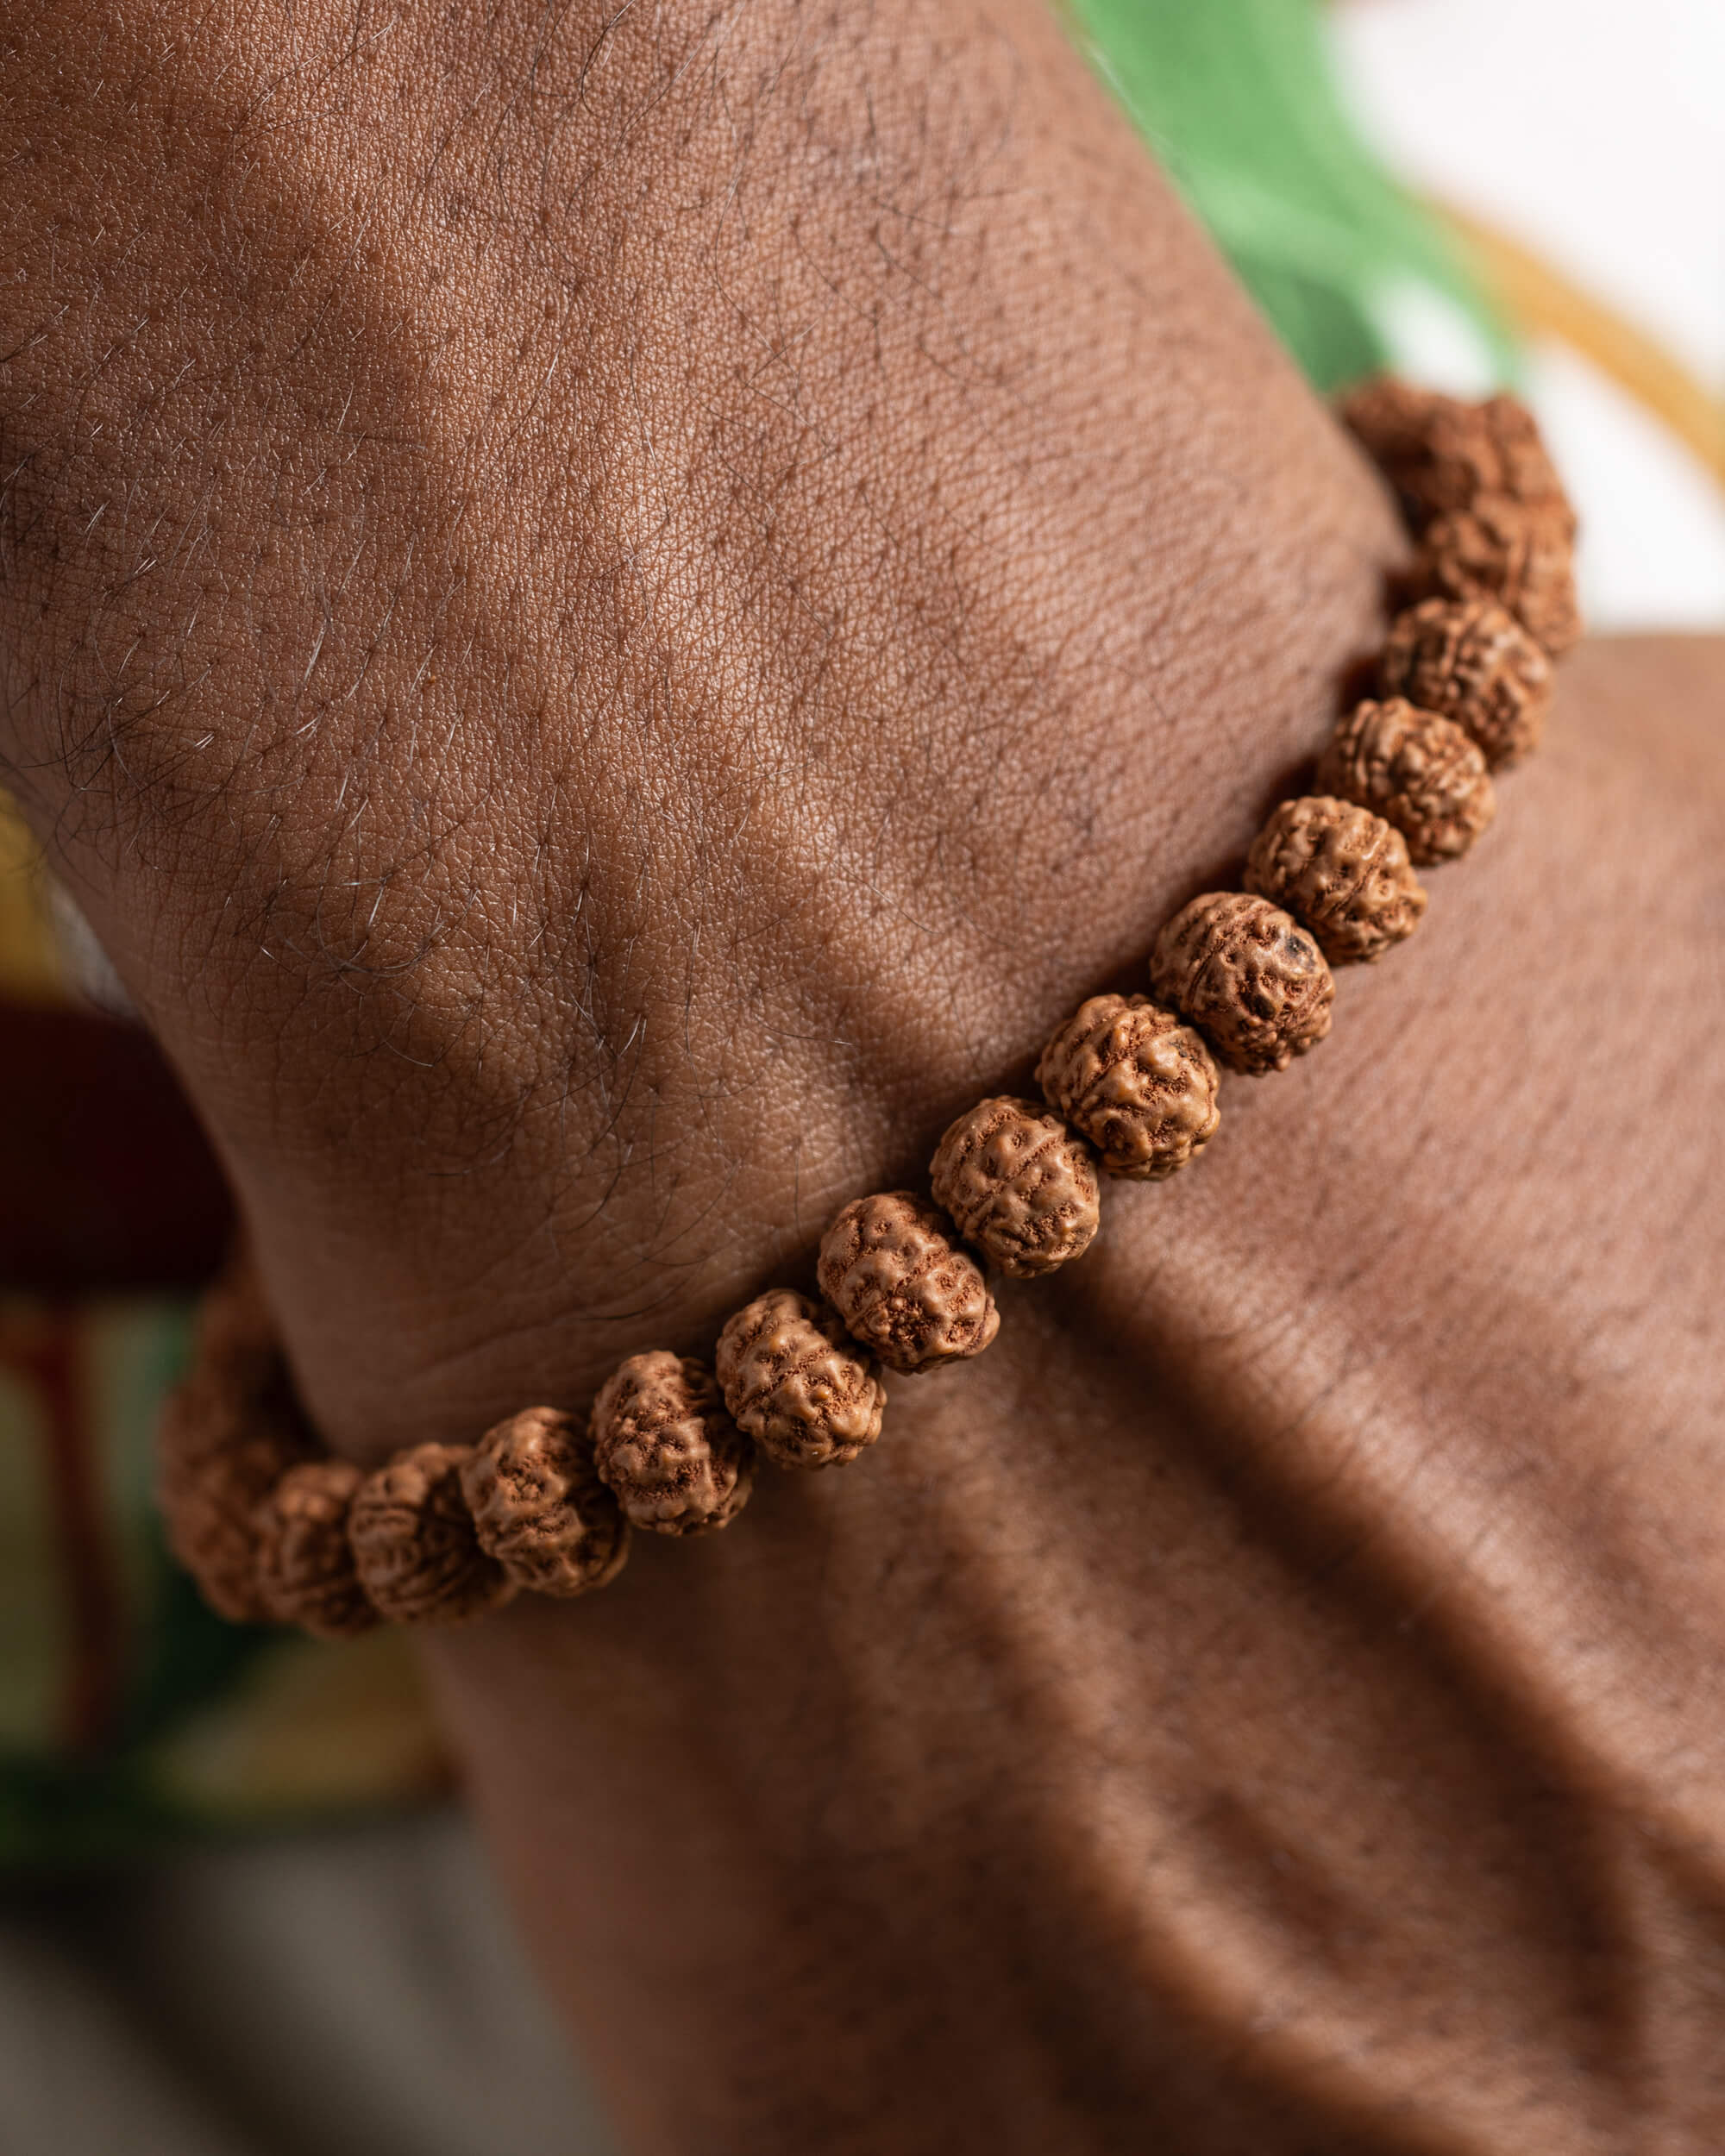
[3,3,1723,2150]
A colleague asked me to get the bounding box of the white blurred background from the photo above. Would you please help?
[1336,0,1725,629]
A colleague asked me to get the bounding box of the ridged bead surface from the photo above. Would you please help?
[1380,597,1552,768]
[255,1459,378,1640]
[716,1291,885,1470]
[155,1261,317,1624]
[349,1442,517,1626]
[1413,496,1580,659]
[929,1097,1100,1278]
[1340,379,1571,526]
[1245,796,1427,965]
[818,1192,1000,1376]
[1151,894,1334,1076]
[462,1407,630,1595]
[1038,994,1220,1181]
[592,1352,754,1535]
[1316,699,1496,867]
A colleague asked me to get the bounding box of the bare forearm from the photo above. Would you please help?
[5,4,1724,2151]
[417,637,1725,2155]
[0,0,1395,1437]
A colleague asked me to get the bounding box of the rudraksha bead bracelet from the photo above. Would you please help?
[158,379,1583,1635]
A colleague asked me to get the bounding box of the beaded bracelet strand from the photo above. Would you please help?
[158,378,1579,1639]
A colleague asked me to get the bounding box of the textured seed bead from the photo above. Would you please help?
[156,1265,317,1624]
[1413,496,1581,659]
[929,1097,1100,1278]
[461,1407,630,1595]
[1316,698,1496,867]
[1037,994,1220,1181]
[255,1459,378,1640]
[1379,597,1552,768]
[1244,796,1427,966]
[817,1192,1000,1376]
[592,1352,754,1535]
[349,1442,517,1625]
[1340,379,1570,525]
[1150,893,1334,1076]
[158,1376,310,1623]
[716,1291,885,1470]
[160,368,1588,1647]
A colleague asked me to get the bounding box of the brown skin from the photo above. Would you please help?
[3,2,1724,2149]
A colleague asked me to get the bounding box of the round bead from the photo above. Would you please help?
[1379,598,1552,768]
[1316,698,1496,867]
[349,1442,516,1626]
[461,1407,630,1595]
[716,1291,885,1470]
[929,1097,1100,1278]
[255,1459,379,1640]
[1150,893,1334,1076]
[817,1192,1000,1376]
[591,1352,754,1535]
[157,1380,296,1622]
[156,1313,317,1626]
[1413,497,1580,659]
[1038,994,1220,1181]
[1340,379,1570,526]
[1244,796,1427,966]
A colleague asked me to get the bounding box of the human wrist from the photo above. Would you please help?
[1,0,1403,1465]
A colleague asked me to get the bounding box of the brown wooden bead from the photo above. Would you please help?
[1322,692,1495,859]
[1245,796,1427,966]
[592,1352,754,1534]
[1340,378,1571,527]
[1412,496,1581,659]
[157,1367,312,1624]
[1038,994,1220,1181]
[817,1192,1000,1376]
[1150,893,1333,1076]
[716,1291,885,1470]
[349,1442,516,1625]
[1316,698,1496,867]
[156,1257,318,1624]
[255,1459,379,1640]
[461,1407,630,1595]
[1380,597,1552,768]
[929,1097,1100,1278]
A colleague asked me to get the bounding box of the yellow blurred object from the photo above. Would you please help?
[1433,198,1725,489]
[0,793,65,1006]
[146,1626,450,1820]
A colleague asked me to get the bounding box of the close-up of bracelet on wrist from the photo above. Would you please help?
[6,1,1725,2149]
[158,376,1583,1645]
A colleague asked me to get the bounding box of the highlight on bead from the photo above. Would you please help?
[1244,796,1427,966]
[716,1291,886,1470]
[1379,598,1552,769]
[1151,893,1335,1075]
[156,1257,320,1625]
[462,1407,630,1595]
[350,1442,518,1626]
[1317,697,1496,867]
[930,1097,1100,1279]
[592,1351,755,1535]
[1339,378,1571,529]
[1413,497,1581,660]
[1037,994,1220,1181]
[818,1191,1000,1376]
[255,1459,378,1640]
